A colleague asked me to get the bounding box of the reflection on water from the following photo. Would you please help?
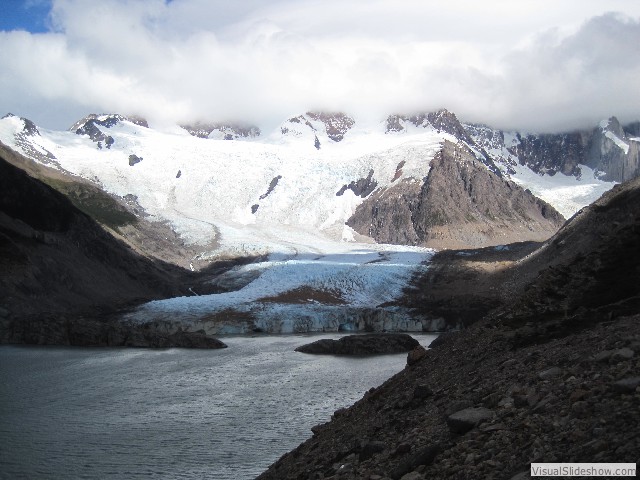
[0,334,436,479]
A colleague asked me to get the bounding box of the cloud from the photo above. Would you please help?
[0,0,639,132]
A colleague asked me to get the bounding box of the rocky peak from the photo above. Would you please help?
[2,113,40,137]
[180,121,260,140]
[425,109,474,144]
[585,117,639,182]
[279,114,322,149]
[1,113,56,164]
[600,116,625,139]
[385,109,471,141]
[347,140,564,249]
[74,119,114,149]
[69,113,147,132]
[305,111,355,142]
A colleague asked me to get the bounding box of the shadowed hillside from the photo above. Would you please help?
[0,150,227,347]
[258,177,640,479]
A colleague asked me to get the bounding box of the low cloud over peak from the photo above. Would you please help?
[1,1,639,132]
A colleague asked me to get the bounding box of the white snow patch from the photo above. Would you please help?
[509,163,615,219]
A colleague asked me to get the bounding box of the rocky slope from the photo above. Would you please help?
[257,177,640,479]
[0,146,227,347]
[347,140,564,249]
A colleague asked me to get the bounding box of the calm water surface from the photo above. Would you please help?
[0,334,436,479]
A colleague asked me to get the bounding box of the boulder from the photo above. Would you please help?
[407,345,428,365]
[447,407,494,434]
[295,333,420,355]
[611,377,640,394]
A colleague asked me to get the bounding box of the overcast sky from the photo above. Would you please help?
[1,0,639,132]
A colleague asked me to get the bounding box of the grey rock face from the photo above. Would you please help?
[75,118,115,148]
[347,141,564,249]
[585,117,640,181]
[345,178,420,244]
[466,116,640,182]
[336,169,378,198]
[512,131,587,177]
[259,175,282,200]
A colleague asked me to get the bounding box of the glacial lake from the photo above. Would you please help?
[0,334,437,479]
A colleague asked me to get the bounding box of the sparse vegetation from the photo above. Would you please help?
[42,178,137,230]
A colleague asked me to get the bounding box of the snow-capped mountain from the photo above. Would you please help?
[0,108,634,334]
[0,109,622,257]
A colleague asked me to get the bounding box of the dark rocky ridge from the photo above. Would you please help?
[347,140,564,249]
[295,334,420,355]
[280,112,355,149]
[386,109,502,176]
[258,177,640,480]
[72,114,150,149]
[468,116,640,182]
[336,169,378,198]
[69,113,148,132]
[0,147,226,348]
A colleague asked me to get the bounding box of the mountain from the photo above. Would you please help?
[0,109,598,257]
[467,116,640,182]
[257,175,640,480]
[347,132,563,249]
[0,108,633,337]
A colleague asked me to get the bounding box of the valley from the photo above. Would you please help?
[0,109,628,339]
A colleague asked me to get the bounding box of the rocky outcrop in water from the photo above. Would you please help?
[347,140,564,249]
[295,334,420,355]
